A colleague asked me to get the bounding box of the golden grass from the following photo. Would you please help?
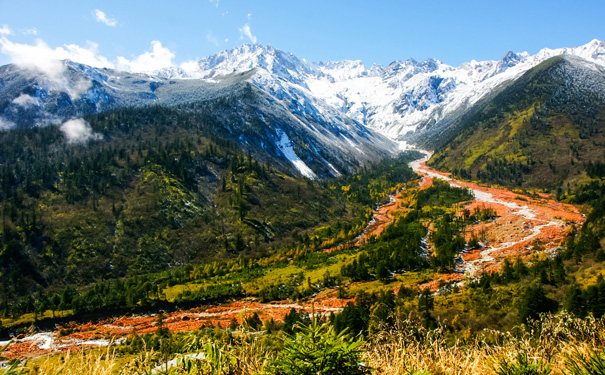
[8,312,604,375]
[364,311,605,375]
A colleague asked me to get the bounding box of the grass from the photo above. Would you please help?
[242,252,355,294]
[1,310,74,328]
[163,282,209,302]
[9,312,604,375]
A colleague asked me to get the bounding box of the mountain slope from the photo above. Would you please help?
[159,40,605,143]
[0,61,395,178]
[427,55,605,189]
[0,103,417,300]
[2,40,604,150]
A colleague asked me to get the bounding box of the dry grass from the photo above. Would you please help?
[364,311,605,375]
[25,347,122,375]
[9,312,604,375]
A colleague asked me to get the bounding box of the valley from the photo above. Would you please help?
[0,35,603,373]
[0,151,585,359]
[410,152,584,283]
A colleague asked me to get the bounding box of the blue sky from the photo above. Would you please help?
[0,0,603,70]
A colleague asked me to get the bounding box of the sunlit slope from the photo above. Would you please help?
[429,56,605,190]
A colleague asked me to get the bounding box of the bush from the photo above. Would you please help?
[265,318,370,375]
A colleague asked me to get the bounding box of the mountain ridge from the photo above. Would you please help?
[427,54,605,189]
[2,39,604,141]
[155,39,605,142]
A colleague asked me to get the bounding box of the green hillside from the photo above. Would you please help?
[429,55,605,191]
[0,104,418,308]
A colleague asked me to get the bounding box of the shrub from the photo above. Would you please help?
[265,318,370,375]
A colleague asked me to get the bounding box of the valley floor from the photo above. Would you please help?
[1,152,586,359]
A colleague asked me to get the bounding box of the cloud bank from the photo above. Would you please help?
[116,40,175,73]
[0,37,114,77]
[0,34,183,76]
[60,119,103,144]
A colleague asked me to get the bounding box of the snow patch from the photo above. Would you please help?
[275,127,317,179]
[327,162,342,177]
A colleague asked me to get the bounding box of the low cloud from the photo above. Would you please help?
[94,9,117,27]
[60,118,103,144]
[208,0,220,7]
[0,37,114,77]
[0,117,15,130]
[23,28,38,35]
[0,37,108,99]
[0,35,179,75]
[180,59,199,73]
[117,40,175,73]
[12,93,40,107]
[239,24,257,44]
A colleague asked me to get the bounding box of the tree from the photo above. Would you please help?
[418,289,435,329]
[518,284,558,323]
[564,285,585,317]
[265,318,370,375]
[245,312,262,331]
[375,260,390,280]
[156,311,169,336]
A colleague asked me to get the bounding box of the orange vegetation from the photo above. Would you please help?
[6,155,586,358]
[2,295,353,359]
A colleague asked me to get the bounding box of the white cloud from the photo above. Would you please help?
[0,25,12,35]
[60,118,102,144]
[247,13,252,20]
[94,9,117,27]
[208,0,219,7]
[23,28,38,35]
[116,40,175,73]
[12,93,40,107]
[0,36,111,99]
[239,24,257,43]
[0,37,114,78]
[63,41,114,68]
[180,60,199,73]
[0,35,179,76]
[0,117,15,130]
[224,38,229,43]
[206,32,219,47]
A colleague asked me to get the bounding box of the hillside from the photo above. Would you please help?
[428,55,605,190]
[0,101,415,306]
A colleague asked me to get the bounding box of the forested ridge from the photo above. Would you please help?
[0,104,423,323]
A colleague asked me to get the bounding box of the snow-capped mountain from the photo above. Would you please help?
[1,39,604,172]
[0,57,396,178]
[159,39,605,143]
